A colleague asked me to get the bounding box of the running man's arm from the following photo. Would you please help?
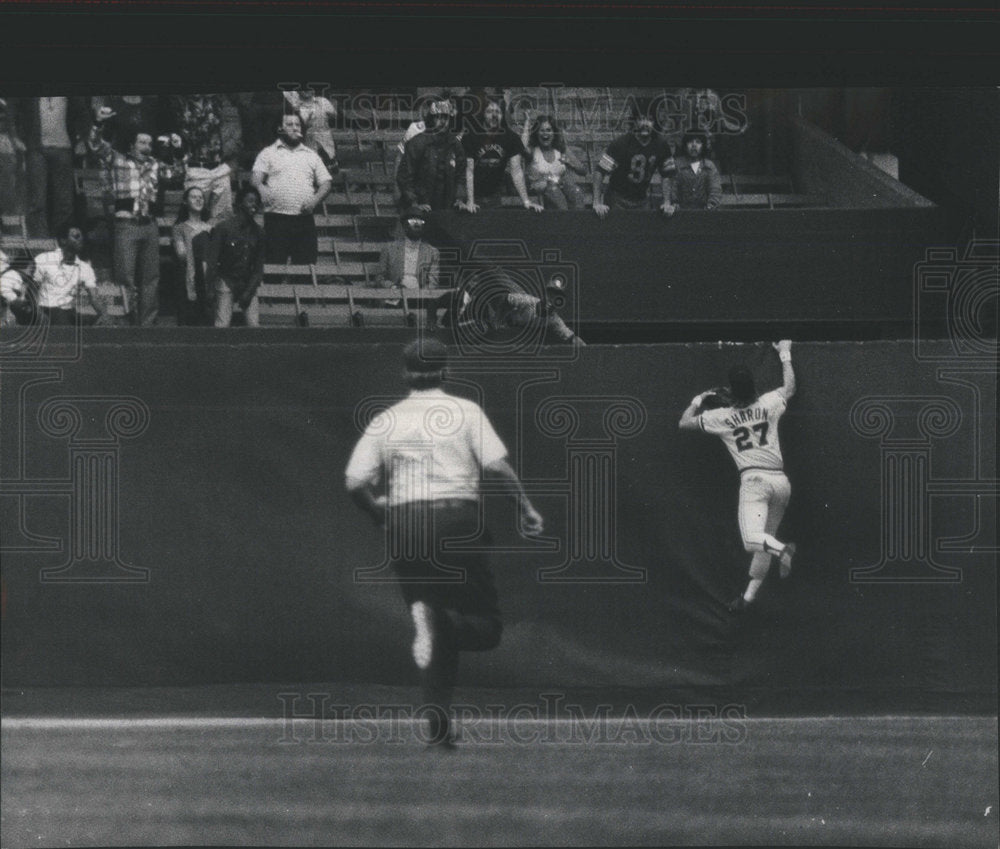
[772,339,796,400]
[345,478,387,528]
[484,458,543,536]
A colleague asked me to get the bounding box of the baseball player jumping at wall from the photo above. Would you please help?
[679,340,797,613]
[345,338,544,749]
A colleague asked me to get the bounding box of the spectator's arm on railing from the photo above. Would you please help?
[706,163,723,210]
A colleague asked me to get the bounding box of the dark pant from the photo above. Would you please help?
[26,147,75,238]
[263,213,318,265]
[41,306,79,325]
[389,500,503,741]
[113,218,161,326]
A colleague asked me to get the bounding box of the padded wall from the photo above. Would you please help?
[1,337,995,711]
[431,206,942,328]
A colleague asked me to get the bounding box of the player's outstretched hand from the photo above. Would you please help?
[520,505,544,537]
[593,202,610,219]
[773,339,792,354]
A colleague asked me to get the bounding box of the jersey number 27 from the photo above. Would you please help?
[733,422,769,451]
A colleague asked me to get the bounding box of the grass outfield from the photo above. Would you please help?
[2,715,997,847]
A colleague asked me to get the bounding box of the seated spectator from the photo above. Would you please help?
[592,103,676,218]
[521,113,587,210]
[459,94,541,212]
[284,89,339,173]
[206,186,264,328]
[33,221,106,325]
[0,249,35,327]
[87,109,161,326]
[665,130,723,213]
[171,186,214,326]
[251,113,332,266]
[167,94,233,221]
[396,95,466,214]
[374,211,440,291]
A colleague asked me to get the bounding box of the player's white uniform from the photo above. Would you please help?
[699,389,791,555]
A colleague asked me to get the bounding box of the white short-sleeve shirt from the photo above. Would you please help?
[699,389,788,472]
[33,250,97,309]
[345,387,508,505]
[251,140,333,215]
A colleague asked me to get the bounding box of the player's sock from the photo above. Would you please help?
[743,578,764,603]
[760,534,785,558]
[410,601,434,670]
[778,542,796,578]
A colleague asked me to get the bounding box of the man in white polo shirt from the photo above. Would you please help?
[345,338,543,748]
[33,222,106,325]
[251,113,332,266]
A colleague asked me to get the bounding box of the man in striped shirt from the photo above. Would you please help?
[88,106,161,326]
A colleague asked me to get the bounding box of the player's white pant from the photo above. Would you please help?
[737,469,791,578]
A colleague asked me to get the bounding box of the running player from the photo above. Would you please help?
[679,340,797,612]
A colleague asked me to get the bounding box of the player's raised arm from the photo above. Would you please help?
[678,391,710,430]
[772,340,796,400]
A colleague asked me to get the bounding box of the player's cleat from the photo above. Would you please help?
[727,595,748,614]
[778,542,796,579]
[410,601,434,669]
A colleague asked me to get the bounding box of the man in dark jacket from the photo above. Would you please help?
[396,96,467,214]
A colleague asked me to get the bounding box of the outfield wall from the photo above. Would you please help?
[431,206,943,328]
[1,336,995,711]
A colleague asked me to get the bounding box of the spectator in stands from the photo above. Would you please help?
[14,96,91,237]
[396,95,466,214]
[375,211,440,290]
[167,94,233,221]
[665,129,723,213]
[33,221,106,325]
[251,113,332,266]
[459,95,541,212]
[0,249,34,327]
[0,98,25,218]
[87,108,161,326]
[374,211,442,324]
[521,113,587,210]
[206,185,265,328]
[592,104,676,218]
[91,95,163,159]
[284,88,339,173]
[172,186,214,326]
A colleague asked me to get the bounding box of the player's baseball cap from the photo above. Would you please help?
[403,337,448,374]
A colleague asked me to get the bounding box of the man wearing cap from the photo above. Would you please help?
[374,211,441,324]
[345,338,544,748]
[664,130,723,213]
